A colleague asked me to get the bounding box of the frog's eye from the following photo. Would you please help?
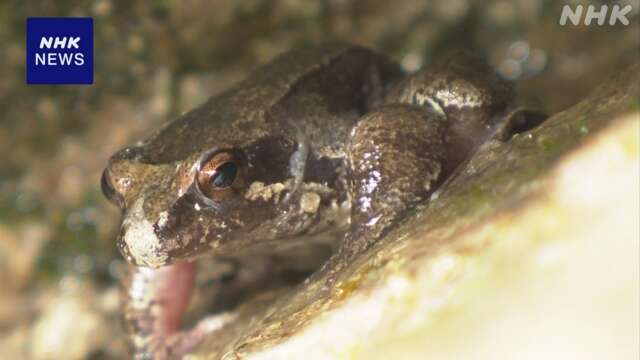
[196,150,247,201]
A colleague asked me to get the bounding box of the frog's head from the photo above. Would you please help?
[101,111,339,268]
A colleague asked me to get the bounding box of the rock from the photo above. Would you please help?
[0,221,49,291]
[189,61,640,359]
[28,278,115,360]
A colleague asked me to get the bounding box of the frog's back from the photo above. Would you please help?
[138,44,402,164]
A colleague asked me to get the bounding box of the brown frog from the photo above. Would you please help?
[101,43,544,358]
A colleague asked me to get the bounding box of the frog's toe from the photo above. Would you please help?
[495,107,548,141]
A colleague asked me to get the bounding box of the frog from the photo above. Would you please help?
[101,43,545,359]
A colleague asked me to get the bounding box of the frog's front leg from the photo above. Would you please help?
[122,257,304,359]
[328,104,447,272]
[324,51,548,279]
[123,262,200,359]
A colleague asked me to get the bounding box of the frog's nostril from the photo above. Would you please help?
[102,146,150,210]
[101,169,125,209]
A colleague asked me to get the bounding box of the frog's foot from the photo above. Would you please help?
[123,262,196,359]
[494,106,548,141]
[138,312,237,360]
[125,256,319,359]
[124,260,238,359]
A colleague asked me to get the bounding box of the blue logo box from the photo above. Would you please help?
[26,17,93,84]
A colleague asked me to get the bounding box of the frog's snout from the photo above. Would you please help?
[101,146,155,212]
[116,197,173,268]
[103,145,178,268]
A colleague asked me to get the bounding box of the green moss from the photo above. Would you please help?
[578,116,590,135]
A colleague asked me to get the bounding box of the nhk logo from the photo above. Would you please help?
[559,4,634,26]
[26,17,93,84]
[36,36,85,66]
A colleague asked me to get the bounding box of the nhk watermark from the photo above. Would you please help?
[26,17,93,84]
[559,3,634,26]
